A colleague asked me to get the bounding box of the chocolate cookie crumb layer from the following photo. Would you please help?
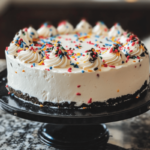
[6,80,148,109]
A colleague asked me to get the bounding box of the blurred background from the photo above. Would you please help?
[1,0,150,58]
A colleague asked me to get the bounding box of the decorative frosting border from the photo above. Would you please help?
[5,20,149,73]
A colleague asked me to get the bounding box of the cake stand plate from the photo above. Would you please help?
[0,69,150,149]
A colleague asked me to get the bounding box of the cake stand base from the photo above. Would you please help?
[38,124,109,150]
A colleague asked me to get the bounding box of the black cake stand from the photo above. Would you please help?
[0,69,150,150]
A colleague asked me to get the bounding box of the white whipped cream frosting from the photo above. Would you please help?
[124,41,143,56]
[7,43,19,56]
[92,21,108,36]
[13,30,30,47]
[75,19,92,33]
[23,28,33,43]
[102,47,126,66]
[108,23,125,37]
[28,26,38,39]
[37,23,57,37]
[57,21,74,34]
[5,21,149,106]
[17,47,42,63]
[78,52,102,70]
[6,53,149,106]
[119,35,128,45]
[44,49,70,68]
[119,32,139,46]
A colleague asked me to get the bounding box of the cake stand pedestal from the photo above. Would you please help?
[0,70,150,149]
[38,124,109,149]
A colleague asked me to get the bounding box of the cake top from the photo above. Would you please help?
[5,20,148,73]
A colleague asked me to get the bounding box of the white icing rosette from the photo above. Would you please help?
[57,21,74,34]
[78,50,102,71]
[17,46,42,63]
[44,49,70,68]
[118,32,139,46]
[37,23,57,37]
[92,21,108,36]
[13,30,30,47]
[75,19,92,33]
[118,33,128,45]
[108,23,125,38]
[124,41,143,57]
[7,43,19,56]
[28,26,39,39]
[102,45,126,66]
[23,28,33,42]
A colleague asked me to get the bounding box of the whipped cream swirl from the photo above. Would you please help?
[17,46,42,63]
[28,26,38,39]
[78,49,102,71]
[75,19,92,33]
[7,43,19,56]
[118,33,128,45]
[57,21,74,34]
[102,45,126,66]
[44,48,70,68]
[108,23,125,37]
[92,21,108,36]
[23,28,33,42]
[13,30,30,47]
[37,23,57,37]
[124,41,143,56]
[118,32,139,45]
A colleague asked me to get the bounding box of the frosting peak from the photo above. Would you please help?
[17,46,42,63]
[28,26,38,39]
[124,41,144,57]
[78,48,102,71]
[37,22,57,37]
[92,21,108,36]
[108,23,125,37]
[44,45,70,68]
[75,19,92,33]
[7,43,19,56]
[13,30,30,47]
[57,21,74,34]
[118,32,139,45]
[23,28,33,43]
[102,44,126,66]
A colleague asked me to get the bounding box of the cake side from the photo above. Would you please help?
[6,51,149,107]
